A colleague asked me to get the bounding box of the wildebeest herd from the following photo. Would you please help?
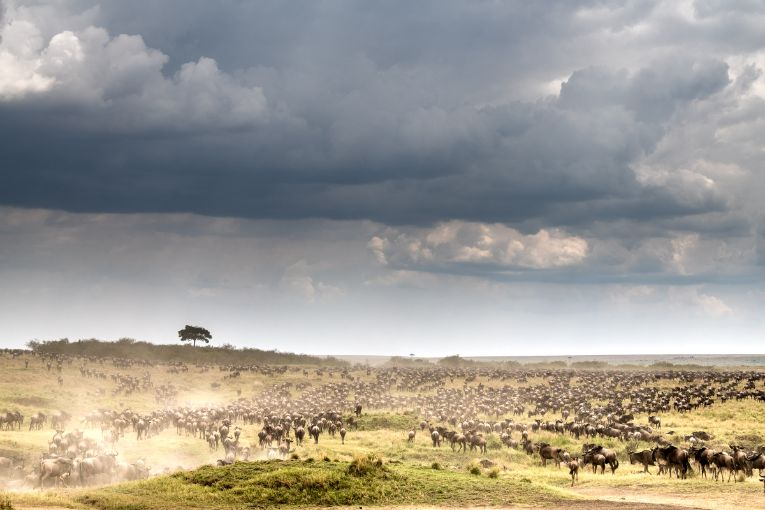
[1,350,765,493]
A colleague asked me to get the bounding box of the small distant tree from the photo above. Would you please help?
[178,325,212,347]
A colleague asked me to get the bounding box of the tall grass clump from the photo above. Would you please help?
[348,453,386,477]
[0,495,14,510]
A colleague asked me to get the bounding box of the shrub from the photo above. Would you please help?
[487,467,500,478]
[0,495,14,510]
[486,435,503,450]
[467,461,481,476]
[431,462,442,470]
[347,453,386,477]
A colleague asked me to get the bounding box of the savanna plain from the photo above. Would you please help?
[1,343,765,510]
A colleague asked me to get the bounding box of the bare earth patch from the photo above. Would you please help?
[572,486,765,510]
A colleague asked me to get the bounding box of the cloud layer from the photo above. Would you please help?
[1,1,765,352]
[0,0,760,230]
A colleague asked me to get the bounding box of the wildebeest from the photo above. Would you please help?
[535,443,564,468]
[689,446,717,479]
[747,452,765,476]
[628,450,655,473]
[730,445,750,477]
[39,456,74,489]
[584,445,619,474]
[294,426,305,446]
[653,445,691,479]
[114,460,150,482]
[79,453,118,485]
[568,457,580,486]
[29,412,47,431]
[584,452,607,474]
[310,425,321,444]
[711,451,737,482]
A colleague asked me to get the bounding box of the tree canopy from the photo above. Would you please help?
[178,325,212,347]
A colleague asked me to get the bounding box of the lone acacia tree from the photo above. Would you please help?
[178,325,212,347]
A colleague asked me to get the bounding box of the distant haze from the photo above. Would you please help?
[1,1,764,355]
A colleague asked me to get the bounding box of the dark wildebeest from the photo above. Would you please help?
[310,425,321,444]
[648,415,661,429]
[535,443,563,468]
[451,433,467,453]
[653,445,691,479]
[689,446,717,479]
[730,445,750,477]
[407,429,416,443]
[711,451,737,482]
[340,427,347,444]
[354,404,362,417]
[294,426,305,446]
[747,452,765,476]
[628,450,655,473]
[568,458,580,486]
[583,452,607,474]
[584,445,619,474]
[431,430,441,448]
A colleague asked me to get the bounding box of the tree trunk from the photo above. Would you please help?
[192,339,196,347]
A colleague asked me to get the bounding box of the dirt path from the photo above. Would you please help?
[308,503,696,510]
[572,486,765,510]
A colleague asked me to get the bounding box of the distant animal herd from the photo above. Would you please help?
[1,350,765,492]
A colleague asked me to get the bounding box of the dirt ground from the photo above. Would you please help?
[571,486,765,510]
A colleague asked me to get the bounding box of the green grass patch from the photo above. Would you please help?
[355,412,418,431]
[66,459,572,509]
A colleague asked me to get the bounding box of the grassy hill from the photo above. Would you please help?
[26,338,347,366]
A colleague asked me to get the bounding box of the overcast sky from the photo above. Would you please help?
[1,0,764,355]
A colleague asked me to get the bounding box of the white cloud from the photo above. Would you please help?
[0,3,267,128]
[369,221,588,271]
[694,292,734,318]
[279,260,346,303]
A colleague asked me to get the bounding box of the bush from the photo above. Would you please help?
[348,453,386,477]
[487,467,500,479]
[467,461,481,476]
[355,413,416,431]
[0,495,14,510]
[431,462,442,470]
[486,435,503,450]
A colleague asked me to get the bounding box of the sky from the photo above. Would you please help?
[0,0,764,356]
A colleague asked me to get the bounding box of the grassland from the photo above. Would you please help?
[1,350,765,509]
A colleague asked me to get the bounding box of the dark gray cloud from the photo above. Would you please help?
[0,13,735,229]
[1,0,764,291]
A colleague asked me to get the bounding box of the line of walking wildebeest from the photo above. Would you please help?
[1,351,765,491]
